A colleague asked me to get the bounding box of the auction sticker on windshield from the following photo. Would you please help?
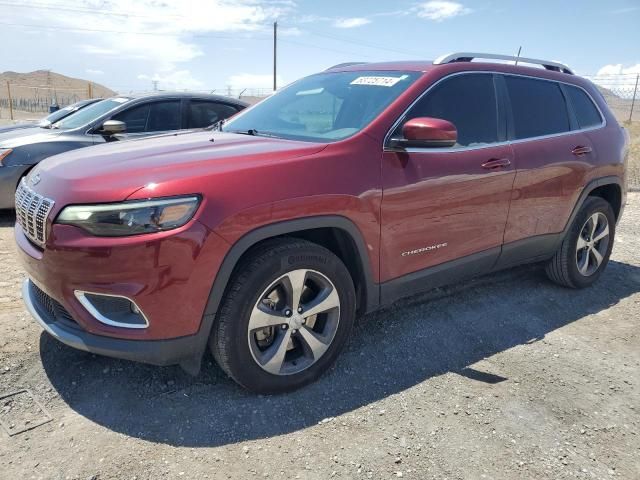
[350,75,408,87]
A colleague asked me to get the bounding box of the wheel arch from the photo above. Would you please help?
[202,216,379,321]
[588,183,622,221]
[563,176,624,234]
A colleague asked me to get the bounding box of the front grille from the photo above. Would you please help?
[15,178,55,248]
[30,282,79,329]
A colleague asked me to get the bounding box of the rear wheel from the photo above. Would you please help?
[545,196,615,288]
[210,238,356,393]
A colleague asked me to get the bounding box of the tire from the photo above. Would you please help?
[210,237,356,394]
[545,196,615,288]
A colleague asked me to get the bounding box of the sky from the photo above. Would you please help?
[1,0,639,94]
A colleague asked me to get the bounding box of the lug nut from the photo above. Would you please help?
[292,329,298,334]
[285,309,292,317]
[302,319,306,325]
[297,307,303,313]
[281,324,288,330]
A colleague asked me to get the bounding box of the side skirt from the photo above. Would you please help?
[379,232,564,307]
[380,247,500,306]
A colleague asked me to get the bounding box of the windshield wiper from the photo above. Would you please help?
[227,129,280,138]
[227,128,258,136]
[207,118,226,131]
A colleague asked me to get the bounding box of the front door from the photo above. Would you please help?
[380,73,515,298]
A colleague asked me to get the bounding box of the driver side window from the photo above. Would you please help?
[395,73,499,148]
[112,101,181,133]
[112,104,150,133]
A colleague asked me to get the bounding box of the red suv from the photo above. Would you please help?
[16,53,628,393]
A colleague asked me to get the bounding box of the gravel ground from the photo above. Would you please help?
[0,195,639,480]
[625,122,640,189]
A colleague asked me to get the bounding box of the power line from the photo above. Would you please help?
[0,1,192,20]
[0,21,266,39]
[279,38,383,60]
[301,26,422,57]
[0,20,385,59]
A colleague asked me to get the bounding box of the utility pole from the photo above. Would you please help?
[6,81,13,120]
[629,74,639,124]
[273,21,278,91]
[152,80,159,91]
[88,82,93,99]
[515,46,522,66]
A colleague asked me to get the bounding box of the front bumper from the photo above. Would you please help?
[0,164,30,209]
[16,218,230,371]
[23,279,208,369]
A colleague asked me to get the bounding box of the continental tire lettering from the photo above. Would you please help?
[288,255,328,265]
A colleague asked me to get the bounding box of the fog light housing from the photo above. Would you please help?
[74,291,149,329]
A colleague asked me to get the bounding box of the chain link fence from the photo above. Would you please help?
[0,84,99,121]
[583,73,640,124]
[0,83,272,121]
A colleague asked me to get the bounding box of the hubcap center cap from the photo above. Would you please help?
[289,313,305,329]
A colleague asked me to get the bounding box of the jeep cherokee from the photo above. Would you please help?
[16,53,628,393]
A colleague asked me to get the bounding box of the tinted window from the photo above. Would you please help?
[505,76,570,139]
[147,101,181,131]
[113,101,181,132]
[397,73,499,147]
[188,101,238,128]
[113,104,150,133]
[566,86,602,129]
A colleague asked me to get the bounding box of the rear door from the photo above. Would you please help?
[380,73,515,291]
[501,75,597,245]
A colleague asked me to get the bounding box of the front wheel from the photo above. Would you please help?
[545,196,615,288]
[210,238,356,393]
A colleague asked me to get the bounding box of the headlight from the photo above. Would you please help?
[0,149,12,166]
[56,196,200,237]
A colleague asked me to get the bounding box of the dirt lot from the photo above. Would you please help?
[0,191,639,479]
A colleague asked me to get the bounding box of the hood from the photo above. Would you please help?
[0,123,38,134]
[0,126,63,146]
[30,131,327,207]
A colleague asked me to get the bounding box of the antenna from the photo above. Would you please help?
[515,46,522,66]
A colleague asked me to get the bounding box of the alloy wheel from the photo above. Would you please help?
[247,269,341,375]
[576,212,610,277]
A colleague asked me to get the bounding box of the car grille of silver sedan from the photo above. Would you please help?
[15,178,55,248]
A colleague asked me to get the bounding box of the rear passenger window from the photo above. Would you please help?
[397,73,499,147]
[147,101,181,132]
[565,86,602,129]
[505,76,570,139]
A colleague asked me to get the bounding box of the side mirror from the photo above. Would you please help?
[100,120,127,135]
[389,117,457,149]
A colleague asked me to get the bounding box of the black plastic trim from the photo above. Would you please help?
[380,247,500,305]
[24,280,204,373]
[493,233,561,270]
[203,215,379,318]
[562,176,623,230]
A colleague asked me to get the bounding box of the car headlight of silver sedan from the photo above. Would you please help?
[56,196,201,236]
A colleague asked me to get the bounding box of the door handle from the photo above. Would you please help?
[572,146,592,156]
[481,158,512,170]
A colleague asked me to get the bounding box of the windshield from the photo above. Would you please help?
[40,102,85,126]
[222,70,420,142]
[54,98,131,130]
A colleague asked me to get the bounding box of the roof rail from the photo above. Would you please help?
[433,52,573,75]
[326,62,368,70]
